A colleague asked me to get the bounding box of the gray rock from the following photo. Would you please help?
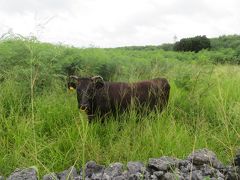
[187,149,224,169]
[234,149,240,166]
[128,173,144,180]
[224,166,240,180]
[143,170,151,180]
[201,164,216,177]
[84,161,105,179]
[179,160,195,174]
[172,169,185,180]
[112,175,126,180]
[190,170,204,180]
[4,148,240,180]
[153,171,164,178]
[101,174,110,180]
[103,162,123,178]
[121,170,128,178]
[91,172,104,180]
[73,176,83,180]
[43,173,58,180]
[177,175,185,180]
[126,161,145,179]
[179,166,189,174]
[148,156,179,172]
[163,172,177,180]
[199,164,225,179]
[74,168,83,179]
[178,160,191,167]
[127,162,145,174]
[150,174,158,180]
[57,166,78,180]
[216,170,225,179]
[7,167,38,180]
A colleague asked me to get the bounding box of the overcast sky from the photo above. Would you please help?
[0,0,239,47]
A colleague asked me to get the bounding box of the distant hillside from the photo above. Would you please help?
[117,34,240,51]
[210,34,240,50]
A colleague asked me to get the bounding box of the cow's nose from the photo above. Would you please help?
[80,105,88,111]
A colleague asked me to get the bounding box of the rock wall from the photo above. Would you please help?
[3,149,240,180]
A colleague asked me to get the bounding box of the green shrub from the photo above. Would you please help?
[173,35,211,52]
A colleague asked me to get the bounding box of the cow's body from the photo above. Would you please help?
[69,76,170,118]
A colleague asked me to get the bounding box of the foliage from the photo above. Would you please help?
[173,35,211,52]
[211,34,240,50]
[158,43,174,51]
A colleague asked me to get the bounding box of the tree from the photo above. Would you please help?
[173,35,211,52]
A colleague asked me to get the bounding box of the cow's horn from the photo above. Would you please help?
[69,75,79,80]
[91,75,103,81]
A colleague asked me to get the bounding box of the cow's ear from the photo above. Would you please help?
[69,75,79,81]
[95,80,104,89]
[68,75,79,90]
[92,76,104,89]
[68,82,77,90]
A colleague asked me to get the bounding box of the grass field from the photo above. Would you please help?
[0,38,239,177]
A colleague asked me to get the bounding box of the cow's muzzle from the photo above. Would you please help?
[80,104,88,111]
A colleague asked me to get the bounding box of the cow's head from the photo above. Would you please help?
[69,75,104,113]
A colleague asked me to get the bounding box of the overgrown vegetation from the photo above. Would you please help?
[173,35,211,53]
[119,35,240,64]
[0,35,239,177]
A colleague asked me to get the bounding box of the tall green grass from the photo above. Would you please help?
[0,39,239,177]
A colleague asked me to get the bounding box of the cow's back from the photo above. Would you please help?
[133,78,170,109]
[105,78,170,110]
[70,75,170,118]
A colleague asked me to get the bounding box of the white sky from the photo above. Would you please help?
[0,0,239,47]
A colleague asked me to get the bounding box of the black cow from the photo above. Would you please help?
[69,75,170,118]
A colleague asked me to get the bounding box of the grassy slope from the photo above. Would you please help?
[0,39,239,177]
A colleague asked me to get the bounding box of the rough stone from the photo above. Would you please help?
[57,166,78,180]
[85,161,105,179]
[172,169,185,180]
[125,161,145,179]
[103,162,123,178]
[224,166,240,180]
[178,160,191,167]
[187,148,224,169]
[3,148,240,180]
[43,173,58,180]
[148,156,179,172]
[179,166,189,174]
[7,167,38,180]
[73,176,83,180]
[190,170,204,180]
[201,164,216,177]
[112,175,126,180]
[163,172,177,180]
[216,170,225,179]
[127,161,144,174]
[150,174,158,180]
[153,171,164,178]
[143,170,151,180]
[179,160,194,174]
[91,172,104,180]
[234,149,240,166]
[128,173,144,180]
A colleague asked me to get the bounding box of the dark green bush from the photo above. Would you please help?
[173,35,211,53]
